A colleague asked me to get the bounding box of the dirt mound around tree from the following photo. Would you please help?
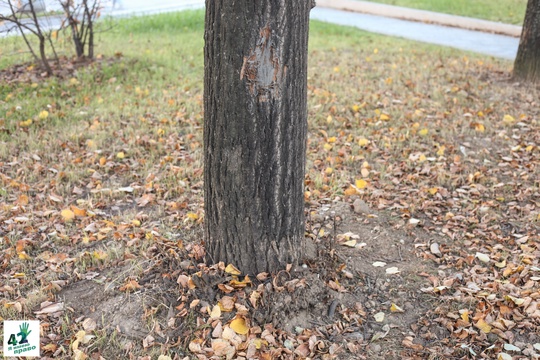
[58,201,445,359]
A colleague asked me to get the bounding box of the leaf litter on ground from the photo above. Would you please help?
[0,10,539,360]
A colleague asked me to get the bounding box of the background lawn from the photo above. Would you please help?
[363,0,528,24]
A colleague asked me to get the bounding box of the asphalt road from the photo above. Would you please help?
[0,0,519,60]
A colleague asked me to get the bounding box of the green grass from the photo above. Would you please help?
[363,0,528,24]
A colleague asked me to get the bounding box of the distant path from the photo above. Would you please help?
[310,7,519,60]
[1,0,519,60]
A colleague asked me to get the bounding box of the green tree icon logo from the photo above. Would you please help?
[17,322,32,344]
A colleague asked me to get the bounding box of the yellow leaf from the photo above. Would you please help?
[116,151,125,159]
[333,67,340,72]
[475,123,485,132]
[460,309,469,323]
[132,219,141,227]
[327,115,333,123]
[503,114,515,124]
[437,145,446,156]
[19,119,33,127]
[225,264,241,275]
[390,303,404,313]
[475,319,492,333]
[419,128,428,136]
[418,154,427,162]
[385,77,392,85]
[327,137,337,143]
[355,179,368,189]
[323,143,332,151]
[252,338,265,349]
[18,252,31,260]
[186,212,198,221]
[358,138,369,147]
[428,187,438,195]
[230,316,249,335]
[380,113,390,121]
[38,110,49,119]
[99,157,107,166]
[61,209,75,222]
[92,250,108,260]
[352,104,360,112]
[75,330,86,342]
[344,186,358,196]
[325,167,333,175]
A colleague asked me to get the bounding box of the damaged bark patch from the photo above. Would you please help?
[240,25,283,102]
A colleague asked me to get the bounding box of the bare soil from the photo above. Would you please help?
[57,199,449,359]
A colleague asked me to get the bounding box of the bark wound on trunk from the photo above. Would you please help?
[240,26,283,102]
[204,0,311,275]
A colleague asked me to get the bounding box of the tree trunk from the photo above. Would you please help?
[514,0,540,83]
[204,0,311,275]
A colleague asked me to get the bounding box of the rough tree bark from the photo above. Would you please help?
[514,0,540,83]
[204,0,312,275]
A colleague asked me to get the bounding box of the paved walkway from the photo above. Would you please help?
[1,0,520,60]
[310,7,519,60]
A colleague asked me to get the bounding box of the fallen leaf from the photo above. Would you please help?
[374,312,385,322]
[342,239,357,247]
[475,252,490,263]
[209,305,221,320]
[230,316,249,335]
[475,319,492,333]
[355,179,368,189]
[119,280,142,292]
[61,208,75,222]
[225,264,241,275]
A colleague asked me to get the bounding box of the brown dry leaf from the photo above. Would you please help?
[295,343,310,357]
[218,296,236,312]
[119,279,142,292]
[212,339,235,359]
[71,205,87,217]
